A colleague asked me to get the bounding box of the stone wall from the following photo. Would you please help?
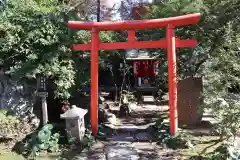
[0,70,36,119]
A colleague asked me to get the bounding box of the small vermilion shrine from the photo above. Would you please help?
[68,13,201,136]
[126,50,159,102]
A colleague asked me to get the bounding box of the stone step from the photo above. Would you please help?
[142,96,155,102]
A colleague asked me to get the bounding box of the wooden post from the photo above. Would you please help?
[167,24,178,135]
[90,28,99,136]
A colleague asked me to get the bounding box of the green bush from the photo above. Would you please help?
[204,143,240,160]
[25,124,60,159]
[204,96,240,138]
[0,109,32,140]
[153,118,194,149]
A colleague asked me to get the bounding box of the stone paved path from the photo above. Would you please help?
[71,104,180,160]
[76,141,179,160]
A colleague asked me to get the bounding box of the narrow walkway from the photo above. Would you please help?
[72,104,179,160]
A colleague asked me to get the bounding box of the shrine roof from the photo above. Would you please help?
[125,49,158,60]
[126,57,157,60]
[60,105,88,119]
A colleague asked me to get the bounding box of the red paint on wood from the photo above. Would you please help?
[128,30,136,42]
[132,60,156,77]
[90,29,99,136]
[68,13,200,136]
[68,13,200,31]
[72,39,197,51]
[167,24,178,135]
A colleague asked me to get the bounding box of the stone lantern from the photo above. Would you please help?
[60,105,88,142]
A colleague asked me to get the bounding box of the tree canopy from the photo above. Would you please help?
[0,0,90,98]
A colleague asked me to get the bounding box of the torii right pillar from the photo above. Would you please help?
[167,24,178,135]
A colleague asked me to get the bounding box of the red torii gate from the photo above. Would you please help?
[68,13,201,136]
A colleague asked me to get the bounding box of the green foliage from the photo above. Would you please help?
[153,119,171,144]
[80,128,95,147]
[0,0,124,99]
[0,109,18,123]
[59,127,95,160]
[204,143,240,160]
[0,109,18,137]
[140,0,240,138]
[0,0,89,99]
[0,109,32,140]
[153,118,193,149]
[207,96,240,138]
[202,1,240,136]
[67,126,95,147]
[26,124,60,159]
[140,0,203,79]
[163,130,194,150]
[139,0,239,81]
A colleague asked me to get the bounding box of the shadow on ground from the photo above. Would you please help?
[65,104,179,160]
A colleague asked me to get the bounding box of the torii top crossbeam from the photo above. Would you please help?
[68,13,200,30]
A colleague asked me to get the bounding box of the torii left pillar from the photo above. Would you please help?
[167,24,177,134]
[90,29,99,135]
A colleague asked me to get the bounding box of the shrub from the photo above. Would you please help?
[0,109,32,142]
[24,124,60,159]
[204,143,240,160]
[153,118,194,149]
